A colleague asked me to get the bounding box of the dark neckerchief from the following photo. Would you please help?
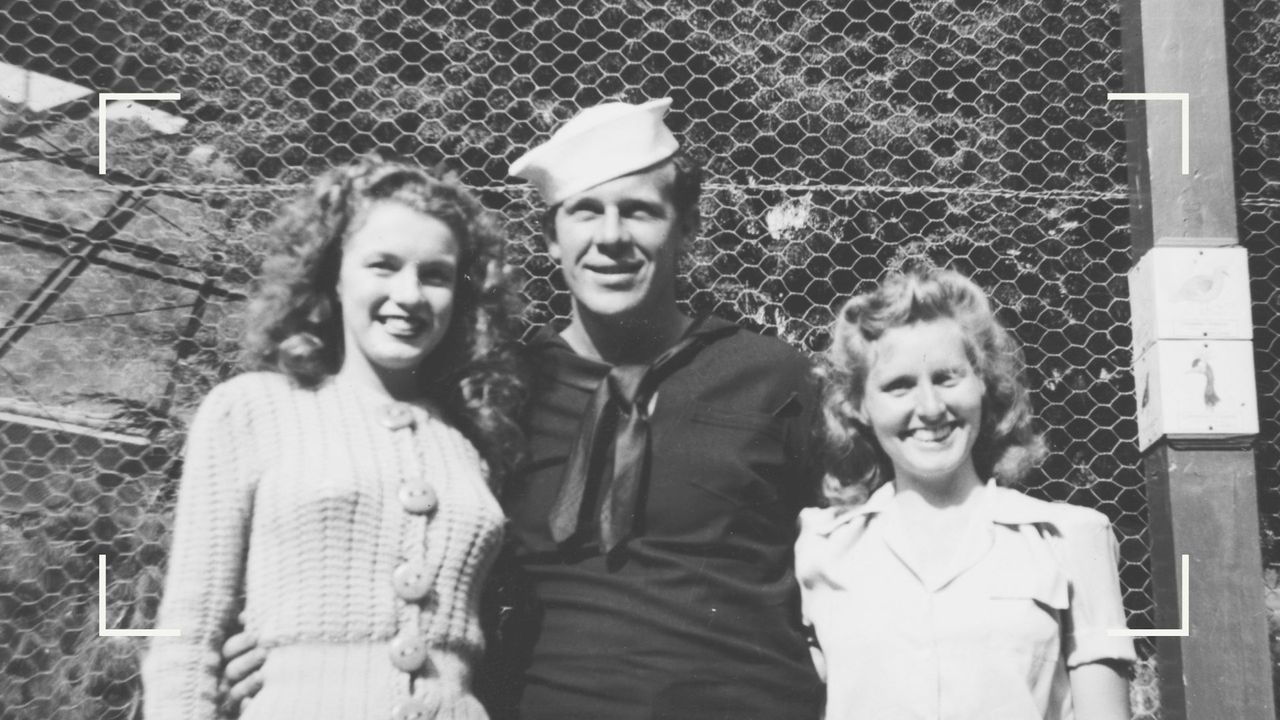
[535,315,739,554]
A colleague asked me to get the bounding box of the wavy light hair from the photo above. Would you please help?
[242,156,526,479]
[818,267,1045,506]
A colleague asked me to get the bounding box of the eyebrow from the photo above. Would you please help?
[421,258,458,270]
[617,198,669,215]
[560,196,668,215]
[358,252,456,267]
[561,197,603,212]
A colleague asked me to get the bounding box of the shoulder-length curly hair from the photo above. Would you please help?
[817,267,1045,506]
[242,155,527,481]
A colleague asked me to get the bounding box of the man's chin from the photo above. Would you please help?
[573,295,647,320]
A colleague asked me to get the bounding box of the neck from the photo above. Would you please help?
[892,463,985,511]
[335,359,428,403]
[561,303,693,365]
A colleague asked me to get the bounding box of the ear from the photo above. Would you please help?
[545,210,564,262]
[674,207,698,246]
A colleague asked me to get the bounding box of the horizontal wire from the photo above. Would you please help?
[0,181,1129,202]
[2,303,198,331]
[703,181,1128,202]
[0,361,78,437]
[2,180,1273,208]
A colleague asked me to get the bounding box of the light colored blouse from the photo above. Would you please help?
[796,480,1136,720]
[142,372,505,720]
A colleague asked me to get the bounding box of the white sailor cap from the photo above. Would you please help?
[508,98,679,206]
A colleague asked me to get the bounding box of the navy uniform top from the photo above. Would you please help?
[493,317,825,720]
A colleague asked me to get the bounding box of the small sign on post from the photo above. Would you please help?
[1134,340,1259,450]
[1129,246,1259,452]
[1129,246,1252,353]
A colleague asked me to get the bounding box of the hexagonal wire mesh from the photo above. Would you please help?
[12,0,1273,716]
[1227,0,1280,704]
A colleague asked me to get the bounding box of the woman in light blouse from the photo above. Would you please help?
[797,267,1133,720]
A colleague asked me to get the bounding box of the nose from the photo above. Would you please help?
[389,267,425,306]
[913,383,947,419]
[593,206,627,250]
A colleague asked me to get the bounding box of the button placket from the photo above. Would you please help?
[384,400,442,698]
[390,699,432,720]
[380,402,416,431]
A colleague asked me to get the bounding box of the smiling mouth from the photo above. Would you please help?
[585,262,643,276]
[904,424,959,443]
[376,314,430,338]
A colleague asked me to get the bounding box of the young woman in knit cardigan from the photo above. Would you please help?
[142,158,525,720]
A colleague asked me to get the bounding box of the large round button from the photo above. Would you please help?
[392,560,432,601]
[389,632,429,672]
[390,699,432,720]
[380,404,415,431]
[398,483,437,515]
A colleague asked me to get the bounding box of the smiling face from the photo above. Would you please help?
[861,319,986,499]
[335,201,459,393]
[548,162,686,330]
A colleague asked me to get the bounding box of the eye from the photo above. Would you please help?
[880,377,913,395]
[623,206,655,220]
[934,367,969,386]
[563,201,602,219]
[620,201,664,220]
[420,266,456,286]
[365,258,397,274]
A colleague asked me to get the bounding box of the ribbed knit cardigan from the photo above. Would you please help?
[142,372,506,720]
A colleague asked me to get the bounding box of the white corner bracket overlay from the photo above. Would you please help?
[1108,553,1190,638]
[98,554,181,637]
[98,92,182,174]
[1107,92,1190,175]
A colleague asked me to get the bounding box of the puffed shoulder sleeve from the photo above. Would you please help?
[142,378,262,720]
[795,506,834,589]
[794,506,865,604]
[1056,508,1137,669]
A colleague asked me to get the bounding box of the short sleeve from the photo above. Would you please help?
[1056,509,1137,668]
[794,507,834,594]
[142,378,261,720]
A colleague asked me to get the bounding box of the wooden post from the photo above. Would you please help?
[1118,1,1275,719]
[155,279,213,421]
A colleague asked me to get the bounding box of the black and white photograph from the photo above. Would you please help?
[0,1,1276,719]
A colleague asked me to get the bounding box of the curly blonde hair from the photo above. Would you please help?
[817,267,1044,506]
[242,156,526,480]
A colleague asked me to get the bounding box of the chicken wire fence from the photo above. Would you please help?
[5,0,1274,717]
[1231,0,1280,702]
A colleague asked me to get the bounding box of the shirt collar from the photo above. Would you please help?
[528,314,738,392]
[812,479,1059,536]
